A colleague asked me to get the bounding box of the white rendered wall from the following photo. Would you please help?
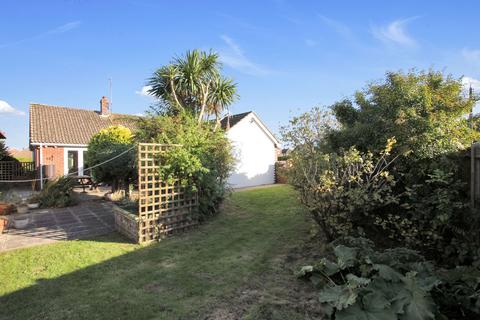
[227,115,277,188]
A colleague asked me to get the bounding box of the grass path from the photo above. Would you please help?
[0,186,315,320]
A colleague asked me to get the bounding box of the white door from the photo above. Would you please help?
[64,148,87,176]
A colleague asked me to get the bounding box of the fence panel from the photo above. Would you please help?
[137,143,198,243]
[471,143,480,210]
[0,161,35,181]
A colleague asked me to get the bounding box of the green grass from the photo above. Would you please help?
[0,185,312,320]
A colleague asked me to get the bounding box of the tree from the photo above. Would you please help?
[0,141,17,161]
[147,50,238,125]
[86,126,136,194]
[327,70,479,160]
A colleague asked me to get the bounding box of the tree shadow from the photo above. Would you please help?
[0,190,304,320]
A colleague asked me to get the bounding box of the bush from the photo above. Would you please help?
[87,125,136,194]
[135,112,234,219]
[283,70,480,263]
[285,135,398,241]
[297,237,480,319]
[37,176,77,208]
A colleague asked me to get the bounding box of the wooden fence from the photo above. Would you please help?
[137,143,198,243]
[0,161,35,181]
[470,143,480,210]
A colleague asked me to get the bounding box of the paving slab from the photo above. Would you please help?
[0,201,116,252]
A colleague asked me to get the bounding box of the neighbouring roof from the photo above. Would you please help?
[220,111,252,130]
[30,104,139,145]
[220,111,280,146]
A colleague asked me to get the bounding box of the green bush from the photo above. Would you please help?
[285,135,398,241]
[297,237,480,319]
[87,125,136,194]
[283,70,480,263]
[37,176,77,208]
[136,112,234,219]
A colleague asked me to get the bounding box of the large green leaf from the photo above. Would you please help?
[373,264,403,282]
[336,302,397,320]
[335,245,358,269]
[395,273,436,320]
[318,257,341,276]
[319,285,358,310]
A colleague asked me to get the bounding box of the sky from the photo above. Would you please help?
[1,0,480,149]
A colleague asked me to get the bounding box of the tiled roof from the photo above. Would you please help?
[30,104,139,145]
[220,111,252,130]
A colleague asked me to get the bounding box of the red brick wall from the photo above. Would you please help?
[33,146,64,178]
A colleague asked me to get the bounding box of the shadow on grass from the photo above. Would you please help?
[0,186,309,320]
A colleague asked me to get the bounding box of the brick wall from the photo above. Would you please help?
[33,146,65,178]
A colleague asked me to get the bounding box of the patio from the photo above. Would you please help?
[0,201,115,252]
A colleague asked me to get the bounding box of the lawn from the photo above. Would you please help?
[0,185,319,320]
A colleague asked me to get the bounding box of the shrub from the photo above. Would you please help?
[286,135,398,241]
[87,125,136,194]
[297,237,480,319]
[283,71,480,263]
[135,112,234,219]
[37,176,77,208]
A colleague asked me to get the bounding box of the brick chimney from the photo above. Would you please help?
[100,96,110,115]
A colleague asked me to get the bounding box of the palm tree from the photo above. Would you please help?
[208,77,238,130]
[148,50,238,124]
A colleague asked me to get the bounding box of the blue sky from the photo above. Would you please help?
[1,0,480,149]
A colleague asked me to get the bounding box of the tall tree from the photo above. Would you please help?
[147,50,238,124]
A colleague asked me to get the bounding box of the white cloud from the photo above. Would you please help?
[47,21,81,35]
[462,48,480,65]
[135,85,153,97]
[219,35,271,76]
[0,21,81,48]
[372,17,418,47]
[0,100,25,116]
[318,15,352,39]
[305,39,317,47]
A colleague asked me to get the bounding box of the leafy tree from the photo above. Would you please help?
[86,125,136,194]
[135,112,234,219]
[147,50,238,126]
[0,141,17,161]
[327,70,479,167]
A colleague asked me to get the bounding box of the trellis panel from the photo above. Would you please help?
[137,143,198,243]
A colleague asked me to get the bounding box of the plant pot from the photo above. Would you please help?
[13,216,29,229]
[0,203,14,215]
[16,206,29,214]
[27,203,39,209]
[0,217,8,234]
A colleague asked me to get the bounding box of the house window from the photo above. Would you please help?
[67,151,79,174]
[83,151,90,176]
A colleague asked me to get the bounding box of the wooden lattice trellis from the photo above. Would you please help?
[0,161,35,181]
[137,143,198,243]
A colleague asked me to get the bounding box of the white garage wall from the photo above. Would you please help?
[226,114,277,188]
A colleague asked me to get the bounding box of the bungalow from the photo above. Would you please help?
[29,97,280,188]
[29,97,137,178]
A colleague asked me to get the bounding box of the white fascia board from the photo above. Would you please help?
[30,142,88,147]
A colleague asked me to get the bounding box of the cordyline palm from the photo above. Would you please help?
[148,50,238,124]
[208,77,238,129]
